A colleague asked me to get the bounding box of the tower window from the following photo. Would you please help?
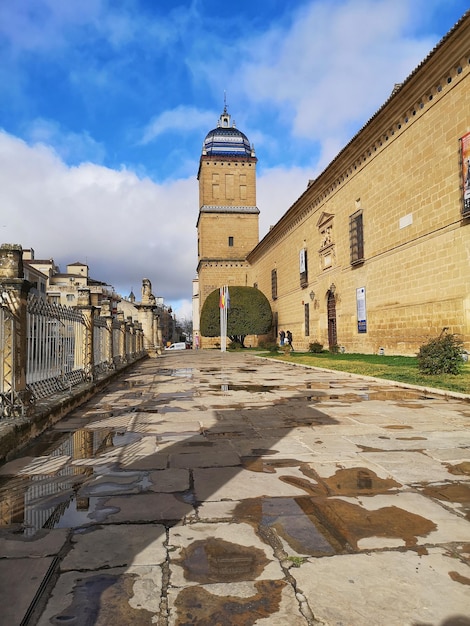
[271,269,278,300]
[228,236,234,247]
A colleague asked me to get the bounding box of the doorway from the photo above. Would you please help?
[327,290,337,349]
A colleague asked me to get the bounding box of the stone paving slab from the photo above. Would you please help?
[89,492,193,524]
[0,527,68,558]
[0,350,469,625]
[0,557,56,626]
[193,465,311,501]
[61,524,167,570]
[360,449,460,483]
[292,548,470,626]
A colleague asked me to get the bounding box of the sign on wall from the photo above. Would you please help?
[299,248,306,274]
[461,131,470,216]
[356,287,367,333]
[299,248,308,288]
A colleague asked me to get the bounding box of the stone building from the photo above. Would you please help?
[24,251,119,310]
[195,11,470,355]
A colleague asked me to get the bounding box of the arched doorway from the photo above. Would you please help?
[327,289,337,350]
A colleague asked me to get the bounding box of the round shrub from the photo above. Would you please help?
[417,332,464,375]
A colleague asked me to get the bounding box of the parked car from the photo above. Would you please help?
[165,342,187,351]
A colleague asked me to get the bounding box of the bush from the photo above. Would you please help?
[417,332,464,375]
[329,344,340,354]
[309,342,324,353]
[257,341,279,353]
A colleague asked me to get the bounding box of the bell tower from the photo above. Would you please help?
[196,106,259,312]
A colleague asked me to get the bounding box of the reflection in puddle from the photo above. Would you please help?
[49,572,149,625]
[0,426,124,535]
[236,497,340,556]
[211,384,277,393]
[176,537,269,583]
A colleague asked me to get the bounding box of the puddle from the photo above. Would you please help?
[0,426,126,535]
[420,483,470,519]
[447,462,470,476]
[281,466,402,497]
[235,497,341,556]
[241,458,300,473]
[113,431,142,446]
[175,537,270,583]
[318,499,436,548]
[448,570,470,586]
[49,572,151,625]
[174,580,286,625]
[210,384,276,393]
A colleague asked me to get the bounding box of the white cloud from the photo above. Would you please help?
[0,131,198,304]
[217,0,438,151]
[258,166,314,238]
[141,106,216,145]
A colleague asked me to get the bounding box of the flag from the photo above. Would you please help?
[219,286,230,309]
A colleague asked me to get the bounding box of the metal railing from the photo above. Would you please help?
[1,292,146,417]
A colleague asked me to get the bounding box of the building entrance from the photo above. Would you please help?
[327,291,337,350]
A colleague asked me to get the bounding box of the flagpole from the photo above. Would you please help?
[220,285,228,352]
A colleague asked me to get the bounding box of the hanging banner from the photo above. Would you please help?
[461,131,470,216]
[356,287,367,333]
[299,248,306,274]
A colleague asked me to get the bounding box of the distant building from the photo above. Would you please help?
[24,252,119,310]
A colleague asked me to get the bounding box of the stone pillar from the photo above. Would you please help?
[116,311,126,364]
[126,316,135,360]
[76,288,94,380]
[0,244,33,414]
[99,299,114,368]
[138,278,159,357]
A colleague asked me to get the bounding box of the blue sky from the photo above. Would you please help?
[1,0,468,320]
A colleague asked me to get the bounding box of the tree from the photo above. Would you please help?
[200,286,272,347]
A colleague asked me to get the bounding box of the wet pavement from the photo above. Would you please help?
[0,350,469,625]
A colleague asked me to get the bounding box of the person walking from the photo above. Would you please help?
[286,330,293,350]
[279,329,285,346]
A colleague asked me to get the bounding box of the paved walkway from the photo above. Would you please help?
[0,350,469,625]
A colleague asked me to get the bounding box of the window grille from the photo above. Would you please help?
[349,210,364,265]
[271,269,278,300]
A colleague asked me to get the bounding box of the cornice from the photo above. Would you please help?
[248,11,470,263]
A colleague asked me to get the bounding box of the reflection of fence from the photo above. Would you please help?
[1,289,146,417]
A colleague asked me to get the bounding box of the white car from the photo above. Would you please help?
[165,342,187,351]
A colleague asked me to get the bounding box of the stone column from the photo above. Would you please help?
[115,311,126,364]
[0,244,33,415]
[76,288,94,380]
[99,299,114,368]
[138,278,158,357]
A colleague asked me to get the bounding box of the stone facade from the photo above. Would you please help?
[196,12,470,356]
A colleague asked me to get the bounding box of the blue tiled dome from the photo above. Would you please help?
[202,107,254,157]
